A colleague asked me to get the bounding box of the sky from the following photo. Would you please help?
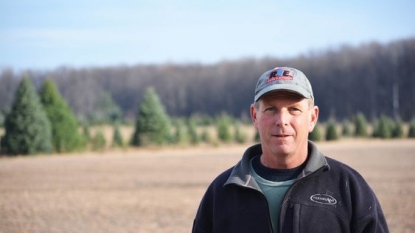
[1,0,415,71]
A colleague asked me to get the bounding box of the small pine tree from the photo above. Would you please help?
[216,114,232,143]
[234,122,247,144]
[392,120,404,138]
[130,87,171,146]
[82,124,91,148]
[325,121,339,141]
[112,123,124,148]
[372,119,379,138]
[0,111,5,127]
[187,118,200,145]
[354,112,368,137]
[1,77,52,155]
[309,124,322,142]
[407,120,415,138]
[373,115,393,139]
[254,130,260,142]
[39,79,83,153]
[200,128,212,144]
[92,130,106,151]
[341,120,352,137]
[172,119,188,145]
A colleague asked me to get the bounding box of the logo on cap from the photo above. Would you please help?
[266,68,294,83]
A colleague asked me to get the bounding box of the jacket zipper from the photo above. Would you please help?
[277,166,328,233]
[234,183,275,233]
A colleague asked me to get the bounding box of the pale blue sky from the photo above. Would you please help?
[1,0,414,71]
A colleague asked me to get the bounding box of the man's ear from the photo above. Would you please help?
[309,105,319,132]
[250,103,259,130]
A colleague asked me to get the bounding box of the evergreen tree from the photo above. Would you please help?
[0,111,5,127]
[81,124,91,148]
[254,130,260,142]
[407,120,415,138]
[187,117,200,145]
[200,127,212,144]
[216,113,232,143]
[325,121,339,141]
[371,120,379,138]
[309,123,322,142]
[130,87,171,146]
[92,129,106,151]
[392,120,404,138]
[1,77,52,155]
[234,122,248,144]
[373,115,393,139]
[354,112,368,137]
[39,79,82,153]
[112,123,124,148]
[172,119,188,145]
[341,120,352,137]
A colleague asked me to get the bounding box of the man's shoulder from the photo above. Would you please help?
[209,166,235,188]
[324,156,371,187]
[325,157,360,174]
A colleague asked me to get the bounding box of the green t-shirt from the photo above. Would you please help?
[250,158,295,233]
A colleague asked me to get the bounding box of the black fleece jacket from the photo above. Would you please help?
[192,141,389,233]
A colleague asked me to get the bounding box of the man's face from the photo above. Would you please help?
[251,91,319,161]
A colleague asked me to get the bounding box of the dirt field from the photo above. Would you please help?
[0,139,414,233]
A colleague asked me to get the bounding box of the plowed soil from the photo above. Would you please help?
[1,139,414,233]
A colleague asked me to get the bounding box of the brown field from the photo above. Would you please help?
[0,139,414,233]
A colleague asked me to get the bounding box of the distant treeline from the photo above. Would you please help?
[1,38,414,123]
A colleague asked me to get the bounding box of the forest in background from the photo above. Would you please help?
[1,38,414,124]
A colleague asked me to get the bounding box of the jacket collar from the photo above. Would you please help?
[224,141,329,188]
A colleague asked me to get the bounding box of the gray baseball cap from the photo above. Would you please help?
[254,67,314,102]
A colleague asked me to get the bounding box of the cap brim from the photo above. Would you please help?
[254,84,312,102]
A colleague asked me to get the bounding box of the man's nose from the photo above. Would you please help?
[275,110,289,126]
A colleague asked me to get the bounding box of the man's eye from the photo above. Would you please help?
[289,107,301,113]
[264,107,277,114]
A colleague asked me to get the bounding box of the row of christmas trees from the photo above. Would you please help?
[2,77,415,156]
[309,113,415,141]
[0,77,173,155]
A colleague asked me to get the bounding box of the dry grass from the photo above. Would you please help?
[0,139,414,233]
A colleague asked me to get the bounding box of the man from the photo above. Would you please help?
[192,67,389,233]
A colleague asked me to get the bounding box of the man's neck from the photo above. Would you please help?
[253,155,307,181]
[260,148,308,169]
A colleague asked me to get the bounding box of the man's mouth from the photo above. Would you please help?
[274,134,290,138]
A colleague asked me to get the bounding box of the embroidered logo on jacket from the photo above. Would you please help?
[310,194,337,205]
